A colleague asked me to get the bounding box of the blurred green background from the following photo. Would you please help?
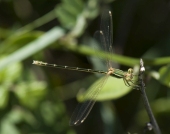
[1,0,170,134]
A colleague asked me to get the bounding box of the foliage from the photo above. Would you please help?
[0,0,170,133]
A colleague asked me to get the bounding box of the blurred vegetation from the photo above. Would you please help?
[1,0,170,134]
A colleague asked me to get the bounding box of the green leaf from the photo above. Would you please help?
[77,76,132,101]
[0,31,43,54]
[7,108,37,126]
[0,108,37,134]
[159,64,170,87]
[136,98,170,126]
[0,27,65,71]
[14,81,47,109]
[0,27,13,39]
[0,57,22,83]
[55,0,84,29]
[143,35,170,59]
[152,98,170,113]
[40,101,66,125]
[0,85,9,109]
[0,119,20,134]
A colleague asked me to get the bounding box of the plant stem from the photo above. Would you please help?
[138,59,161,134]
[17,10,56,34]
[66,45,170,66]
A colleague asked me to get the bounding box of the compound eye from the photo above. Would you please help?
[128,68,133,73]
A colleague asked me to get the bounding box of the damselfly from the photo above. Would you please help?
[33,10,137,126]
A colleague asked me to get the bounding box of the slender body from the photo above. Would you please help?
[32,60,134,84]
[33,60,107,75]
[33,10,137,126]
[32,60,131,79]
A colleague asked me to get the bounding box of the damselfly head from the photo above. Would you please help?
[128,68,133,74]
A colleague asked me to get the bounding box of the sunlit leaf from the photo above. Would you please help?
[0,27,65,71]
[77,76,133,101]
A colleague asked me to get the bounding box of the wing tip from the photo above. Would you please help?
[109,11,112,16]
[69,120,82,126]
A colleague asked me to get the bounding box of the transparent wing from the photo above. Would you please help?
[100,10,113,52]
[93,30,110,70]
[93,10,113,69]
[69,10,113,126]
[69,75,109,126]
